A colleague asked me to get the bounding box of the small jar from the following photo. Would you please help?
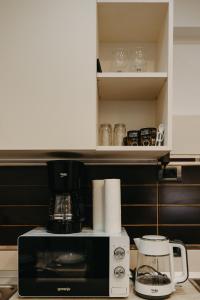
[113,124,126,146]
[99,124,112,146]
[127,130,140,146]
[140,128,157,146]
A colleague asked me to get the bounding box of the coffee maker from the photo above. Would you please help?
[47,160,84,234]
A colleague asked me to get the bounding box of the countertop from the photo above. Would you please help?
[10,282,200,300]
[0,272,199,300]
[9,282,200,300]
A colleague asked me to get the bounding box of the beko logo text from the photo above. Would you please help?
[151,289,158,293]
[57,288,71,292]
[60,172,68,178]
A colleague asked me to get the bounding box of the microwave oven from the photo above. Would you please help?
[18,227,130,297]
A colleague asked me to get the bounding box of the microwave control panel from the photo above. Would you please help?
[109,231,130,297]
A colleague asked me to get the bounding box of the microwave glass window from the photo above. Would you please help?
[18,237,109,297]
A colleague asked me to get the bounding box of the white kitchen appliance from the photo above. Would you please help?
[134,235,188,299]
[18,227,130,298]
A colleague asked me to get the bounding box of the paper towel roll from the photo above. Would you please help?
[92,180,104,232]
[104,179,121,234]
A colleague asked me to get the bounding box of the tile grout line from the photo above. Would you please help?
[0,205,48,207]
[0,185,48,187]
[123,224,200,227]
[0,224,41,227]
[86,204,200,207]
[157,182,159,235]
[2,224,200,227]
[123,224,157,227]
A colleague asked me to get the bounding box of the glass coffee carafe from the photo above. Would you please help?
[52,194,73,222]
[47,160,84,234]
[134,235,188,299]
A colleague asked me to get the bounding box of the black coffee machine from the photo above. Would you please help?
[47,160,84,234]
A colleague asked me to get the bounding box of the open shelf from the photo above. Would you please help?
[97,1,169,72]
[96,146,170,159]
[98,2,168,43]
[97,72,167,101]
[98,76,169,148]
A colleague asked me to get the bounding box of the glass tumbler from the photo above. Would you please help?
[113,124,126,146]
[99,124,112,146]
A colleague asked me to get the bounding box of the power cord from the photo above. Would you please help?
[129,268,136,282]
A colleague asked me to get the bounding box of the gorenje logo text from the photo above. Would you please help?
[57,288,71,292]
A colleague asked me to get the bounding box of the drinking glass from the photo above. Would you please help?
[112,48,129,72]
[134,46,146,72]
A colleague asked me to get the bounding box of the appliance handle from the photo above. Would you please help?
[170,242,189,284]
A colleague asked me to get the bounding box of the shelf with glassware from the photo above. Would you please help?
[96,0,173,156]
[97,1,170,73]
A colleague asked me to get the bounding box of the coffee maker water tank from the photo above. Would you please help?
[47,160,84,234]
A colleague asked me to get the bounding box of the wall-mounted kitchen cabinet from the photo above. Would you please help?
[96,0,173,159]
[0,0,173,159]
[172,0,200,156]
[0,0,96,150]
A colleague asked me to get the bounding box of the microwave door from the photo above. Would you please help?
[18,236,110,297]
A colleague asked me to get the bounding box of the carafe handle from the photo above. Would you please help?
[170,241,189,285]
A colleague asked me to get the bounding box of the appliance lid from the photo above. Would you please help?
[142,235,167,241]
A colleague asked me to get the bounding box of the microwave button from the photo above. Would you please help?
[114,266,125,279]
[114,247,125,260]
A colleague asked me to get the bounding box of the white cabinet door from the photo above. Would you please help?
[0,0,96,150]
[173,0,200,156]
[172,36,200,155]
[172,116,200,155]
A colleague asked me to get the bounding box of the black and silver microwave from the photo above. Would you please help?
[18,227,130,297]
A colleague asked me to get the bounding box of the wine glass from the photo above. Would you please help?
[112,48,129,72]
[134,46,146,72]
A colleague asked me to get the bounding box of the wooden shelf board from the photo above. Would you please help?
[97,72,167,101]
[0,148,170,161]
[98,1,169,3]
[96,146,170,159]
[97,72,167,78]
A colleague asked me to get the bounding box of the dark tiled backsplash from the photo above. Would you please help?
[159,185,200,204]
[0,164,200,245]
